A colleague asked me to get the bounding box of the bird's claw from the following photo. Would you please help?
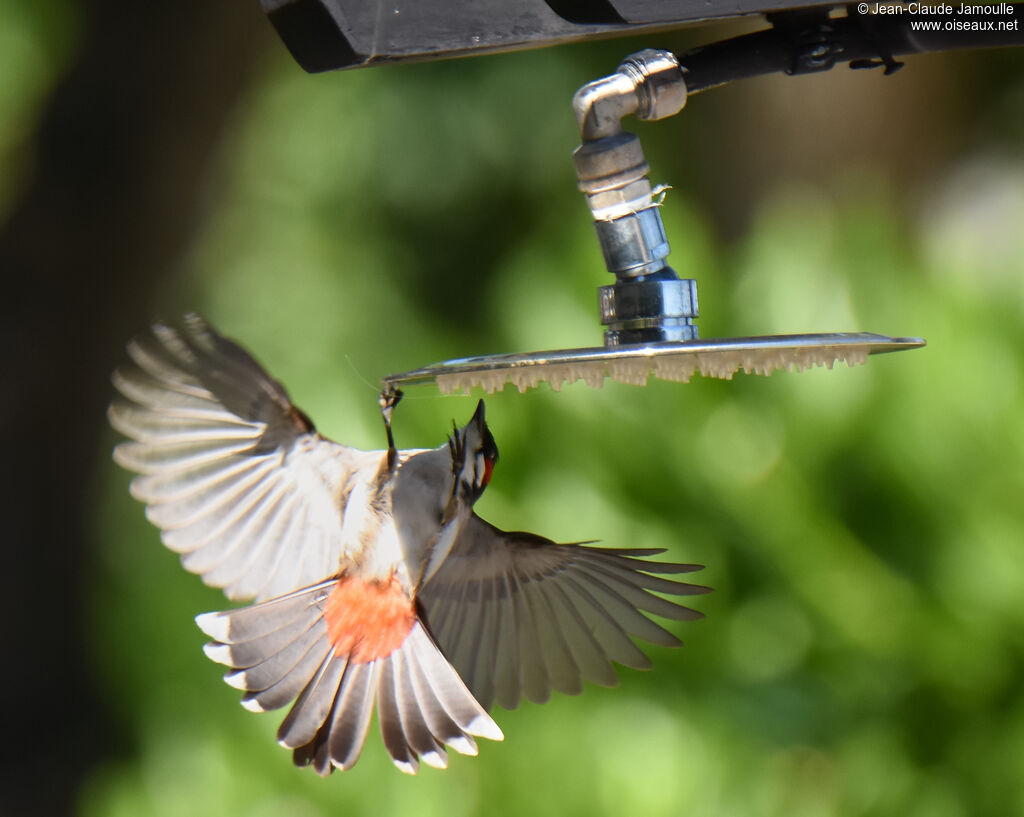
[380,387,404,468]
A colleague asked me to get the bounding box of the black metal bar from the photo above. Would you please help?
[259,0,834,72]
[260,0,1023,75]
[680,4,1024,94]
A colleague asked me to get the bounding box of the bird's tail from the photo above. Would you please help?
[196,578,503,775]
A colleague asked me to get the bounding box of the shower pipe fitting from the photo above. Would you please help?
[572,49,697,346]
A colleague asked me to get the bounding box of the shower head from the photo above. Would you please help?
[383,334,925,395]
[383,45,925,394]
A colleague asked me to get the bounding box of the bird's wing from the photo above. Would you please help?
[109,314,383,603]
[418,514,710,711]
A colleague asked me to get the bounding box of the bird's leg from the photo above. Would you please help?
[379,387,404,471]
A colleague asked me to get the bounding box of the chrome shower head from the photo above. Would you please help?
[383,333,924,395]
[383,49,924,395]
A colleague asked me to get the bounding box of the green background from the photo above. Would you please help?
[5,2,1024,815]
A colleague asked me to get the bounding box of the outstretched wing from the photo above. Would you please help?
[109,314,383,603]
[418,514,710,711]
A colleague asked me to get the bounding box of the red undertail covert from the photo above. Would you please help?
[324,575,416,663]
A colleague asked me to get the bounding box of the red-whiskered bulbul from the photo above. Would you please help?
[109,315,709,775]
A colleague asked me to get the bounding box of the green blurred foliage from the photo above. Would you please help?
[0,0,77,218]
[7,5,1018,816]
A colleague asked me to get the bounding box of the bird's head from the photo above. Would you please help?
[393,400,497,534]
[447,399,498,507]
[392,400,499,588]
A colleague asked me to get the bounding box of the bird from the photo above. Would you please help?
[108,314,710,776]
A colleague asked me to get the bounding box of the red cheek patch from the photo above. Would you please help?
[324,576,416,663]
[483,457,494,487]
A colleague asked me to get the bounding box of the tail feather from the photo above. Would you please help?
[196,582,503,774]
[240,637,332,712]
[276,652,349,747]
[208,609,319,669]
[325,662,380,771]
[405,640,478,756]
[196,582,328,641]
[312,729,333,776]
[409,624,504,742]
[391,648,449,769]
[379,657,419,774]
[292,716,331,775]
[221,617,326,690]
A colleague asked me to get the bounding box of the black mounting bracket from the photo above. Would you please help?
[260,0,835,72]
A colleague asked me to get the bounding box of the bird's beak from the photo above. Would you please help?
[470,399,486,427]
